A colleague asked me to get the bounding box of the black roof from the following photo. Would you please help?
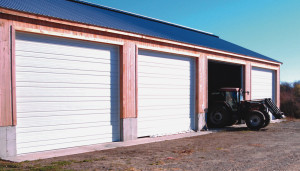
[0,0,280,63]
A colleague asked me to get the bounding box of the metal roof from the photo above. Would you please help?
[0,0,280,63]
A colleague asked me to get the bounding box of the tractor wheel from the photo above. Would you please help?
[262,112,271,128]
[245,110,265,130]
[208,105,230,128]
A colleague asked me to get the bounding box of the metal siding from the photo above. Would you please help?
[15,32,120,154]
[0,0,279,63]
[138,50,195,137]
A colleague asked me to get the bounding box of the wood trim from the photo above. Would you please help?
[208,55,280,71]
[195,57,200,131]
[120,41,136,118]
[207,55,246,65]
[204,56,208,112]
[0,18,13,126]
[276,68,280,107]
[0,8,282,66]
[10,25,16,125]
[250,63,252,100]
[244,62,251,100]
[119,46,124,120]
[195,58,200,115]
[14,26,124,46]
[0,90,1,121]
[137,44,199,57]
[251,63,279,70]
[198,54,208,113]
[135,45,138,118]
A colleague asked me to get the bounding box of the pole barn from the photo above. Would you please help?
[0,0,281,159]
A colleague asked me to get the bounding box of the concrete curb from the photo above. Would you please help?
[3,131,213,162]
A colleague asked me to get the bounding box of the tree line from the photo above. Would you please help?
[280,81,300,118]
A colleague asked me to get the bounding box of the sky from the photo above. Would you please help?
[86,0,300,83]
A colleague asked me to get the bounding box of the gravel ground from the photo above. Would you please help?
[1,119,300,170]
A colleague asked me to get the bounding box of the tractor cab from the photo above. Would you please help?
[209,88,243,112]
[219,88,243,112]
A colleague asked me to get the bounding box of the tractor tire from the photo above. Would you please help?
[245,110,265,130]
[262,112,271,128]
[208,105,230,128]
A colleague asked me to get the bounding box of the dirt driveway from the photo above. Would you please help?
[1,120,300,170]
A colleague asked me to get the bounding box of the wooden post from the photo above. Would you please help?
[120,41,136,119]
[196,54,208,131]
[276,68,280,107]
[120,40,137,141]
[244,62,251,100]
[0,18,13,126]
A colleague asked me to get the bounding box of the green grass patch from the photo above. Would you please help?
[0,161,22,169]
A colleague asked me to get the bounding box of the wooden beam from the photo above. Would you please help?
[14,26,124,46]
[138,44,199,57]
[244,62,251,100]
[135,45,138,118]
[251,62,279,70]
[195,58,200,115]
[120,41,136,118]
[0,18,13,126]
[207,55,246,65]
[10,25,16,125]
[276,68,280,107]
[197,54,208,113]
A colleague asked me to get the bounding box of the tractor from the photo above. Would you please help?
[208,88,284,130]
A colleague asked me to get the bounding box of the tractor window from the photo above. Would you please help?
[240,91,244,101]
[226,92,238,110]
[226,92,234,105]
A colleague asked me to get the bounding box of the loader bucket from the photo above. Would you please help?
[264,98,284,119]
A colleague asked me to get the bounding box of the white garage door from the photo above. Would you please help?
[251,67,275,101]
[138,50,196,137]
[15,32,120,154]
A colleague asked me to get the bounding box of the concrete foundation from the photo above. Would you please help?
[121,118,137,141]
[196,113,207,131]
[0,126,16,159]
[4,130,213,162]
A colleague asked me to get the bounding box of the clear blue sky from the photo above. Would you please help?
[87,0,300,83]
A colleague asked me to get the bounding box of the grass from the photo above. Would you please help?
[24,161,73,171]
[0,160,22,169]
[0,158,102,171]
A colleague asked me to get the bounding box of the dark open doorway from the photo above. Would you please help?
[207,60,244,126]
[208,61,243,93]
